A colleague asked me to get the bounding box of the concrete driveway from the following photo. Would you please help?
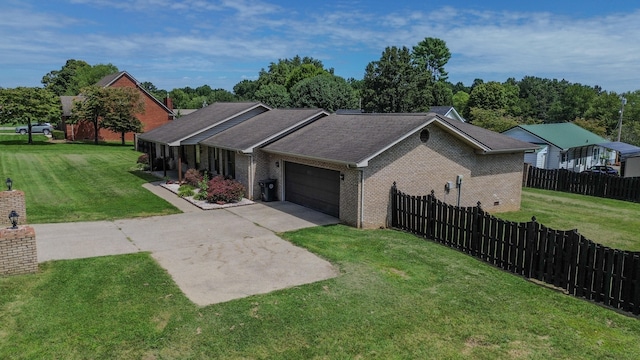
[34,202,340,306]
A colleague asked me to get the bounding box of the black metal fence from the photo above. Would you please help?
[525,166,640,202]
[390,184,640,316]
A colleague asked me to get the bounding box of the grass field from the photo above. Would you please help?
[1,226,639,359]
[501,187,640,251]
[0,134,180,222]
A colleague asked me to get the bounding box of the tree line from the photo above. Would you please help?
[2,38,640,146]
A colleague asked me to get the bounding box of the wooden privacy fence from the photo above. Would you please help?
[526,166,640,202]
[390,183,640,316]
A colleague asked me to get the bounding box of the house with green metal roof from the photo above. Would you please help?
[502,123,616,172]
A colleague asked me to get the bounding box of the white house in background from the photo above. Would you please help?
[428,106,467,122]
[599,141,640,177]
[502,123,616,172]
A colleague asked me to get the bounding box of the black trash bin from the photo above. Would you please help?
[258,179,277,202]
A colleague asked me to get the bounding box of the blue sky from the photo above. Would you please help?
[1,0,639,93]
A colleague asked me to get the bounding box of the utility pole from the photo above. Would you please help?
[617,96,627,142]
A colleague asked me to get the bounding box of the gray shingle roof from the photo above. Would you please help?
[60,95,83,117]
[200,108,328,152]
[95,71,126,87]
[262,112,536,166]
[138,102,267,145]
[435,115,537,153]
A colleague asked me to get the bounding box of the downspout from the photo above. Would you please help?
[360,169,364,228]
[280,159,284,202]
[248,154,254,200]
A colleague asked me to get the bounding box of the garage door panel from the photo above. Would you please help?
[285,162,340,217]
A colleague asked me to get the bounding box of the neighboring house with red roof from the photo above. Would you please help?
[60,71,174,142]
[139,103,536,228]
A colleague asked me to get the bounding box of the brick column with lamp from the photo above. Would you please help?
[1,179,38,275]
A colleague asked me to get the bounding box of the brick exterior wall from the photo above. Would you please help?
[0,226,38,275]
[256,123,525,229]
[362,125,524,228]
[66,74,172,142]
[0,191,27,227]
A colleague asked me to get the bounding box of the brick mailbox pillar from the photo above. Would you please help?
[1,189,37,275]
[1,226,38,275]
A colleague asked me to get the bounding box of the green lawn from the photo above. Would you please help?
[500,187,640,251]
[1,226,639,359]
[0,134,180,223]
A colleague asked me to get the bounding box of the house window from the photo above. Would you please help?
[561,152,567,163]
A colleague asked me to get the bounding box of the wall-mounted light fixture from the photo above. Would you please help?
[8,210,19,229]
[340,173,344,181]
[5,178,12,191]
[275,161,280,168]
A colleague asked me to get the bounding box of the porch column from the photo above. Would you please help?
[162,145,167,178]
[178,146,183,183]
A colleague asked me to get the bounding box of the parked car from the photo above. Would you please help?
[15,123,54,135]
[583,165,619,176]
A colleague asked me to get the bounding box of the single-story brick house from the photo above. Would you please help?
[61,71,174,142]
[138,103,536,228]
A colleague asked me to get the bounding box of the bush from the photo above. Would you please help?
[206,175,245,204]
[193,190,208,201]
[137,154,149,164]
[184,168,203,186]
[52,130,65,140]
[177,184,195,198]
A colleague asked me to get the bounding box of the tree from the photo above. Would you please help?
[233,80,259,101]
[70,86,109,144]
[42,60,120,96]
[290,74,359,112]
[141,81,167,102]
[583,91,623,136]
[452,91,470,115]
[0,87,61,144]
[256,56,330,90]
[548,83,598,122]
[467,82,508,112]
[431,81,453,106]
[71,85,144,144]
[254,84,291,108]
[100,87,146,145]
[412,37,451,82]
[207,89,236,103]
[75,63,119,90]
[285,64,329,90]
[572,118,607,137]
[468,108,519,133]
[362,46,432,113]
[41,59,90,96]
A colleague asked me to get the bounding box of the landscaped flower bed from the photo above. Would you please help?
[161,169,253,210]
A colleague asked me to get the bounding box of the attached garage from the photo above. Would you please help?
[284,162,340,217]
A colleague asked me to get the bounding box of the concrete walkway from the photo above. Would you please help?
[34,184,340,306]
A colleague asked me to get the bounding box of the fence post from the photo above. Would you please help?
[470,201,482,257]
[424,190,433,239]
[390,182,397,228]
[524,216,539,278]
